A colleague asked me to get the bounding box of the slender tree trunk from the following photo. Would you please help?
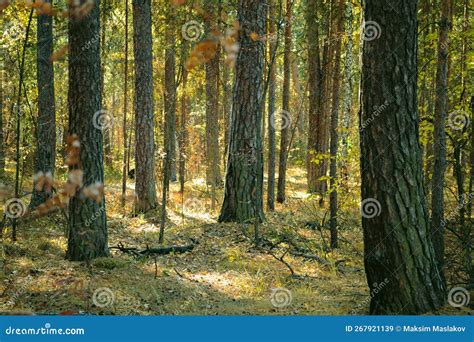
[160,3,177,242]
[101,0,112,166]
[219,0,265,223]
[430,0,450,274]
[121,0,129,206]
[133,0,157,212]
[340,0,353,185]
[66,0,108,261]
[360,0,446,314]
[267,0,277,211]
[329,0,343,249]
[30,0,56,209]
[306,0,322,194]
[276,0,291,203]
[179,40,188,194]
[0,37,6,175]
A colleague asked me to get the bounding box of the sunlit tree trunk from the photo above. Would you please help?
[219,0,265,223]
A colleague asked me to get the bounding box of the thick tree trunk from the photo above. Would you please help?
[133,0,157,212]
[360,0,445,314]
[267,0,276,211]
[329,0,343,249]
[306,0,322,195]
[430,0,450,274]
[276,0,291,203]
[219,0,265,223]
[66,0,108,261]
[31,0,56,209]
[205,1,221,188]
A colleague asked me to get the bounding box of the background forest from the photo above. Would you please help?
[0,0,472,315]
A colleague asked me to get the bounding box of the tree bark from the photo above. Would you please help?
[276,0,292,203]
[133,0,157,212]
[31,0,56,209]
[219,0,265,223]
[430,0,450,274]
[121,0,130,206]
[267,0,276,211]
[360,0,445,314]
[329,0,343,249]
[66,0,108,261]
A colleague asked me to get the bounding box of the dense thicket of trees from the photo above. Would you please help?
[0,0,472,315]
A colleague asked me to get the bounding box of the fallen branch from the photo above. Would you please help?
[289,250,330,266]
[111,242,195,257]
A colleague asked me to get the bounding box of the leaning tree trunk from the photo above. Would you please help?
[276,0,291,203]
[267,0,277,211]
[218,0,265,223]
[66,0,108,261]
[133,0,157,212]
[430,0,450,274]
[329,0,343,249]
[360,0,446,314]
[31,0,56,209]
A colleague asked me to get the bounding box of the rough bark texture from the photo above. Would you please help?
[133,0,157,211]
[218,0,265,223]
[67,0,108,261]
[276,0,292,203]
[360,0,446,314]
[31,0,56,208]
[306,0,323,194]
[329,0,343,249]
[164,7,177,185]
[267,0,276,211]
[205,0,221,187]
[430,0,450,274]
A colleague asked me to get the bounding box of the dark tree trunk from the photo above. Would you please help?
[329,0,343,249]
[179,40,188,194]
[267,0,276,211]
[306,0,323,194]
[276,0,291,203]
[31,0,56,209]
[430,0,450,273]
[66,0,108,261]
[133,0,157,212]
[219,0,265,223]
[360,0,445,314]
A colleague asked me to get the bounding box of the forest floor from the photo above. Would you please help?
[0,166,471,315]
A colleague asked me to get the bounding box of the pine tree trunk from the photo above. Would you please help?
[276,0,291,203]
[66,0,108,261]
[430,0,450,273]
[360,0,445,314]
[219,0,265,223]
[205,1,221,187]
[267,0,276,211]
[133,0,157,212]
[121,0,130,206]
[101,0,112,166]
[306,0,322,194]
[329,0,343,249]
[31,0,56,209]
